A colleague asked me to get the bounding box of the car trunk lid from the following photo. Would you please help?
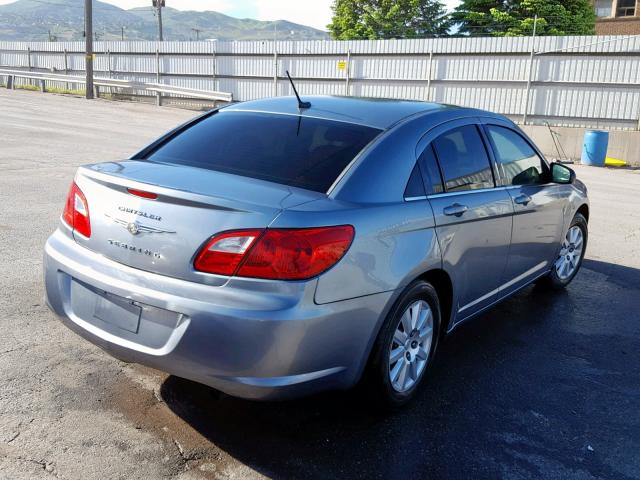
[71,160,322,285]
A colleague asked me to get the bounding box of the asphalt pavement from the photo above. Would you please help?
[0,89,639,480]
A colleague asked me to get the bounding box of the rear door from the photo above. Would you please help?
[480,120,566,296]
[419,120,513,324]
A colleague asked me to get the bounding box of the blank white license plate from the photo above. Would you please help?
[93,292,142,334]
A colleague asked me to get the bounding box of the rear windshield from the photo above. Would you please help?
[145,111,382,192]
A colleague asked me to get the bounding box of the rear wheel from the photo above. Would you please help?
[540,213,588,289]
[365,280,441,407]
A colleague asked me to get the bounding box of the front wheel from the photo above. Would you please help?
[541,212,588,289]
[364,280,441,407]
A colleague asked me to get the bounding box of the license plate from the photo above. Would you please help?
[93,292,142,334]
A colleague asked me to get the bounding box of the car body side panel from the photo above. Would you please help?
[270,199,442,305]
[561,182,590,236]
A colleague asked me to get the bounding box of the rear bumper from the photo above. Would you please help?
[44,229,392,400]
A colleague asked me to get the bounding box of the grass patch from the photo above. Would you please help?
[0,83,86,95]
[45,86,86,95]
[15,83,40,91]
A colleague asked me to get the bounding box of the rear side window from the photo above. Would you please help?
[404,164,426,199]
[418,144,444,194]
[432,125,494,192]
[145,111,381,193]
[486,125,545,186]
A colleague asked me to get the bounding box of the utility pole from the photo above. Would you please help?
[84,0,94,99]
[522,15,538,125]
[121,26,126,41]
[192,28,201,41]
[153,0,165,41]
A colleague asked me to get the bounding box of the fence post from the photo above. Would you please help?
[63,48,69,92]
[273,50,278,97]
[107,49,112,96]
[522,15,538,125]
[27,46,32,88]
[155,48,161,106]
[345,48,351,96]
[212,49,217,92]
[426,51,433,102]
[7,74,14,90]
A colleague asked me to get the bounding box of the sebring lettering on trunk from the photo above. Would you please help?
[107,239,162,259]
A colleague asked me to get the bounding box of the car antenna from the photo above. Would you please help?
[286,70,311,109]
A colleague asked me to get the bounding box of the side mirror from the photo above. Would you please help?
[551,162,576,184]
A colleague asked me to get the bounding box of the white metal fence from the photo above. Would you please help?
[1,36,639,129]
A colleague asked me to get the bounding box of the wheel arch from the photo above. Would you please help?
[576,203,589,223]
[418,268,453,337]
[356,267,454,386]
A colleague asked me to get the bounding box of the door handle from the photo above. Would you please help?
[514,194,532,206]
[443,203,469,217]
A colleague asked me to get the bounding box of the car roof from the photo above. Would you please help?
[223,95,476,130]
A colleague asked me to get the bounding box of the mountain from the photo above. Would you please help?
[0,0,328,42]
[128,7,326,42]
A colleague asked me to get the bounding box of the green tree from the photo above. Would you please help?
[452,0,595,36]
[490,0,596,36]
[328,0,451,40]
[451,0,506,36]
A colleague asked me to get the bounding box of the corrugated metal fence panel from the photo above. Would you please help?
[537,55,640,84]
[1,36,640,128]
[433,55,530,82]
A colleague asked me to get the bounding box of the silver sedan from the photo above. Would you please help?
[44,96,589,406]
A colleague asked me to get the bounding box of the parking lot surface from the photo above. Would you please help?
[1,89,639,480]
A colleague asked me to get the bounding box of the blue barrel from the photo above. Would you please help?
[581,130,609,167]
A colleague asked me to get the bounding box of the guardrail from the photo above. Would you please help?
[0,68,233,105]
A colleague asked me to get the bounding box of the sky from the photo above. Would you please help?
[0,0,462,31]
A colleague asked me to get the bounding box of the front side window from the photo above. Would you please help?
[486,125,545,186]
[145,111,381,193]
[432,125,494,192]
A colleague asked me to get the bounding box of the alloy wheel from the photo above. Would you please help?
[555,225,584,280]
[388,300,433,393]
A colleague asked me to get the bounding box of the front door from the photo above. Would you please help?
[481,121,566,296]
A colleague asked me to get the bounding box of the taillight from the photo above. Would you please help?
[194,229,262,276]
[194,226,354,280]
[62,181,91,238]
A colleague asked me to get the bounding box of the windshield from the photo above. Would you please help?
[145,111,382,193]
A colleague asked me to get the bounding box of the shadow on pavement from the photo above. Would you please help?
[160,261,640,479]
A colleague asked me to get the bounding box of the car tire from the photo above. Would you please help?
[364,280,441,408]
[539,213,588,289]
